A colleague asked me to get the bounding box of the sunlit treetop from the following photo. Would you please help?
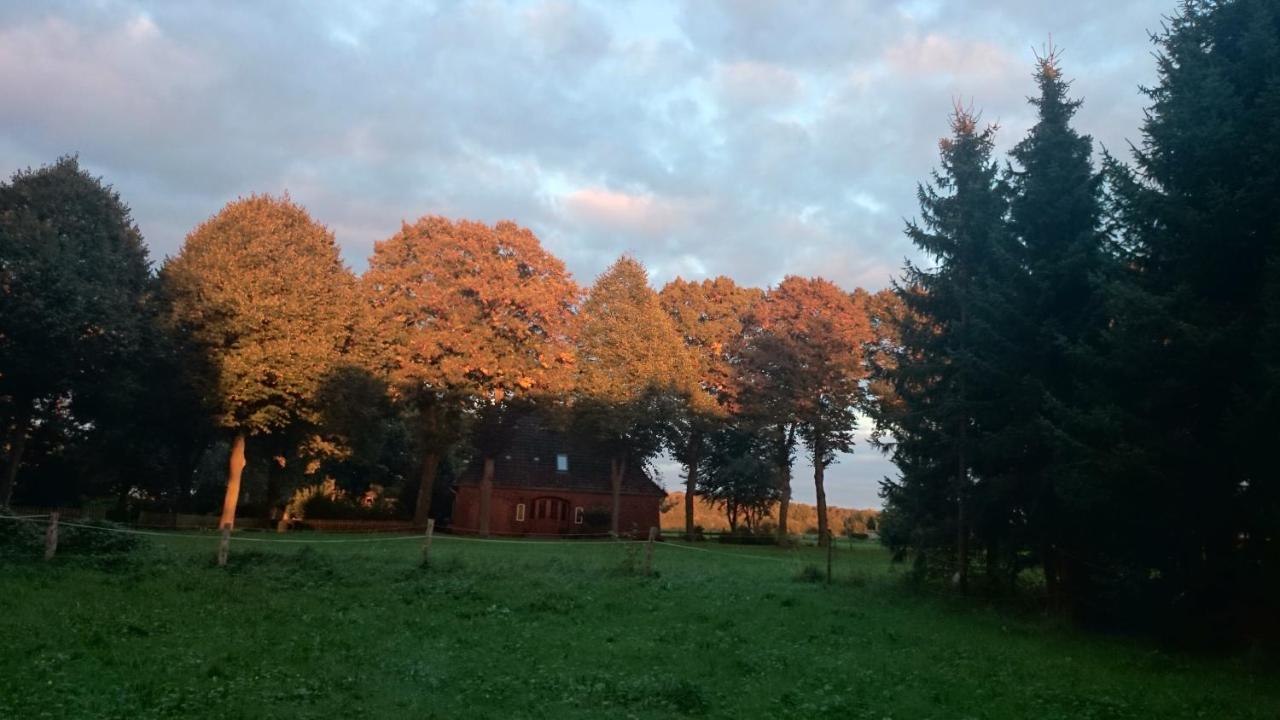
[364,216,581,406]
[161,193,360,434]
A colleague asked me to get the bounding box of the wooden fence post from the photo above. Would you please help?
[826,530,833,585]
[644,526,657,576]
[44,511,59,561]
[421,518,435,568]
[217,524,231,567]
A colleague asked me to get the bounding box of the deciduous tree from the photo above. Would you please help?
[659,276,761,539]
[699,423,780,533]
[735,277,871,542]
[364,217,579,528]
[0,157,151,507]
[161,194,360,528]
[576,256,697,535]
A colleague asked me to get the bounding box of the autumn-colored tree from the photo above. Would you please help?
[576,256,697,535]
[0,157,151,507]
[737,276,871,543]
[161,194,360,529]
[659,276,762,539]
[364,217,579,528]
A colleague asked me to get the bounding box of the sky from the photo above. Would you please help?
[0,0,1168,508]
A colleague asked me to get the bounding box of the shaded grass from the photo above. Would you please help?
[0,532,1275,719]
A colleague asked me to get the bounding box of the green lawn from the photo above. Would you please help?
[0,529,1275,719]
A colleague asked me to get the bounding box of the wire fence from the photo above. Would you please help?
[1,510,845,571]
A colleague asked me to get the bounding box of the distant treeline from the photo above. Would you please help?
[659,492,879,536]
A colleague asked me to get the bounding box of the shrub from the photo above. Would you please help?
[0,510,43,556]
[58,519,145,556]
[0,513,143,559]
[794,564,824,583]
[286,479,398,521]
[717,528,777,546]
[582,505,611,531]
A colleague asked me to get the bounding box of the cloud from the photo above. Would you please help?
[884,34,1015,78]
[714,60,803,108]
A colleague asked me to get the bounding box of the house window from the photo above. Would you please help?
[515,503,526,522]
[531,497,568,521]
[574,506,584,525]
[556,453,569,472]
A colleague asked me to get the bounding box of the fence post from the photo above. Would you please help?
[44,511,59,561]
[421,518,435,568]
[217,524,231,567]
[826,530,833,585]
[644,526,657,576]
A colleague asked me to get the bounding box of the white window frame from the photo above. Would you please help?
[515,503,526,522]
[574,506,584,525]
[556,453,569,472]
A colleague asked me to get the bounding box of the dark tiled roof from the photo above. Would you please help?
[456,419,665,497]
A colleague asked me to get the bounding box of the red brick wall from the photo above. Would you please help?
[453,485,660,537]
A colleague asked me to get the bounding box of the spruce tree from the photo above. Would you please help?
[873,107,1019,591]
[1005,49,1112,599]
[1103,0,1280,627]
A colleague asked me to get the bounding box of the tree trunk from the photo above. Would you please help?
[684,432,700,541]
[776,464,791,541]
[610,456,624,537]
[219,432,247,529]
[956,433,969,594]
[775,424,793,541]
[814,460,829,548]
[264,450,281,521]
[413,452,439,528]
[0,419,29,509]
[479,456,495,537]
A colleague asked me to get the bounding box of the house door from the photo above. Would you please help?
[529,496,571,535]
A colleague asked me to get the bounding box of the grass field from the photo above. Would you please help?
[1,528,1276,719]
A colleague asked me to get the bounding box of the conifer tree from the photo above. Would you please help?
[1005,49,1112,598]
[873,107,1018,590]
[162,194,360,529]
[1102,0,1280,623]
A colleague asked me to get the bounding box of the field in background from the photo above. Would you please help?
[1,531,1276,719]
[659,492,879,534]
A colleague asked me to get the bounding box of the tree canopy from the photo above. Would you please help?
[161,193,360,526]
[0,156,152,507]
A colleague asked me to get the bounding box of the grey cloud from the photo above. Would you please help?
[1,1,1173,504]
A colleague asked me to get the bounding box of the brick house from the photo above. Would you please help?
[452,420,665,537]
